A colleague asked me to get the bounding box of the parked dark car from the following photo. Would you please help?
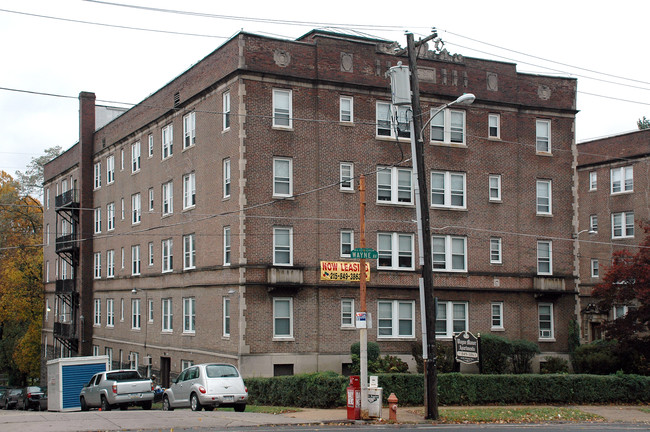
[16,386,45,411]
[0,389,6,408]
[0,389,21,409]
[39,388,48,411]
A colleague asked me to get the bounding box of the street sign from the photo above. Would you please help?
[350,248,378,259]
[454,331,480,364]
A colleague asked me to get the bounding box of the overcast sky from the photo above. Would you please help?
[1,0,648,181]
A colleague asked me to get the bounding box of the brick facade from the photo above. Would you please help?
[42,30,578,380]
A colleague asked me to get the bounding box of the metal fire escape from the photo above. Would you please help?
[54,188,79,353]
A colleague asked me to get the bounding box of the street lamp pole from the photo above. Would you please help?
[403,32,474,420]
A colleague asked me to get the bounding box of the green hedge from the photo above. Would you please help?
[245,372,650,407]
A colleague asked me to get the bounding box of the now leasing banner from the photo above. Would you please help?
[320,261,370,282]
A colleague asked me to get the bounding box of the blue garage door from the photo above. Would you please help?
[62,363,106,409]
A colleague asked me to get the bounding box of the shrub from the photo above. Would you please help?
[510,339,540,374]
[540,356,569,374]
[480,334,511,374]
[350,341,380,361]
[411,342,455,373]
[572,339,624,374]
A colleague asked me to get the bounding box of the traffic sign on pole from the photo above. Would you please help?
[351,248,378,259]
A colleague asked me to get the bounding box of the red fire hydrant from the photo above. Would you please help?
[387,393,398,422]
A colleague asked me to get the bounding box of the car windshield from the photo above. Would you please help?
[205,364,239,378]
[10,390,21,395]
[27,386,41,392]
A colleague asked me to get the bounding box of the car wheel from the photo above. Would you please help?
[190,393,202,411]
[234,404,246,412]
[141,401,152,410]
[162,395,173,411]
[100,396,111,411]
[80,397,89,412]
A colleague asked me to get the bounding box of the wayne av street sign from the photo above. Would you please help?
[350,248,378,259]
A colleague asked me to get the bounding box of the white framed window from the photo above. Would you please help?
[148,242,154,266]
[273,227,293,266]
[589,171,597,191]
[340,230,353,258]
[121,197,125,220]
[340,162,354,191]
[614,305,629,319]
[223,158,231,198]
[121,247,125,269]
[183,297,195,334]
[491,302,504,330]
[46,188,50,209]
[377,232,414,270]
[45,261,49,282]
[132,299,141,330]
[183,233,196,270]
[377,300,415,338]
[340,96,353,123]
[610,166,633,194]
[488,113,500,139]
[536,119,551,153]
[537,240,553,275]
[376,102,410,138]
[107,155,115,184]
[223,297,231,337]
[612,211,634,238]
[132,193,141,224]
[589,214,598,233]
[148,134,154,158]
[183,173,196,209]
[432,235,467,272]
[106,298,114,327]
[223,91,231,131]
[489,174,501,202]
[93,345,99,357]
[536,180,552,215]
[148,188,154,212]
[131,141,141,173]
[94,161,102,189]
[46,224,50,246]
[436,301,468,338]
[162,238,173,273]
[377,166,412,205]
[120,148,124,171]
[183,112,196,149]
[129,352,139,370]
[148,299,154,323]
[273,157,293,197]
[591,259,599,278]
[431,171,466,209]
[131,245,141,276]
[107,250,115,278]
[162,124,173,159]
[538,303,554,340]
[223,227,231,266]
[162,181,173,215]
[430,108,466,144]
[272,89,292,128]
[94,252,101,279]
[341,298,354,328]
[273,297,293,338]
[94,207,102,233]
[490,237,502,264]
[107,203,115,231]
[94,299,101,326]
[120,298,124,321]
[162,298,173,332]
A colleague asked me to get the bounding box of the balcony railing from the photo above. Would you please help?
[55,279,76,294]
[55,234,77,253]
[53,322,76,339]
[55,189,79,209]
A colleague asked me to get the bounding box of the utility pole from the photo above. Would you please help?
[359,175,369,419]
[406,31,439,420]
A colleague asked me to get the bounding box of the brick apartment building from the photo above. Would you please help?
[576,129,650,342]
[42,30,578,382]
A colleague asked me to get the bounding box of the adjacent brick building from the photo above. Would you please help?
[42,30,578,382]
[576,129,650,342]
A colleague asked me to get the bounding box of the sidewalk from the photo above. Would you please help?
[279,405,650,424]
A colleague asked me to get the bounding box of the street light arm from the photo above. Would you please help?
[419,93,476,140]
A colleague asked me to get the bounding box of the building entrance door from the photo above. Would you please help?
[160,356,171,388]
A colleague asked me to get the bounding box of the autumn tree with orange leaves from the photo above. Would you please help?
[0,171,43,385]
[591,221,650,375]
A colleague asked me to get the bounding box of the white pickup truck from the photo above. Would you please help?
[79,369,154,411]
